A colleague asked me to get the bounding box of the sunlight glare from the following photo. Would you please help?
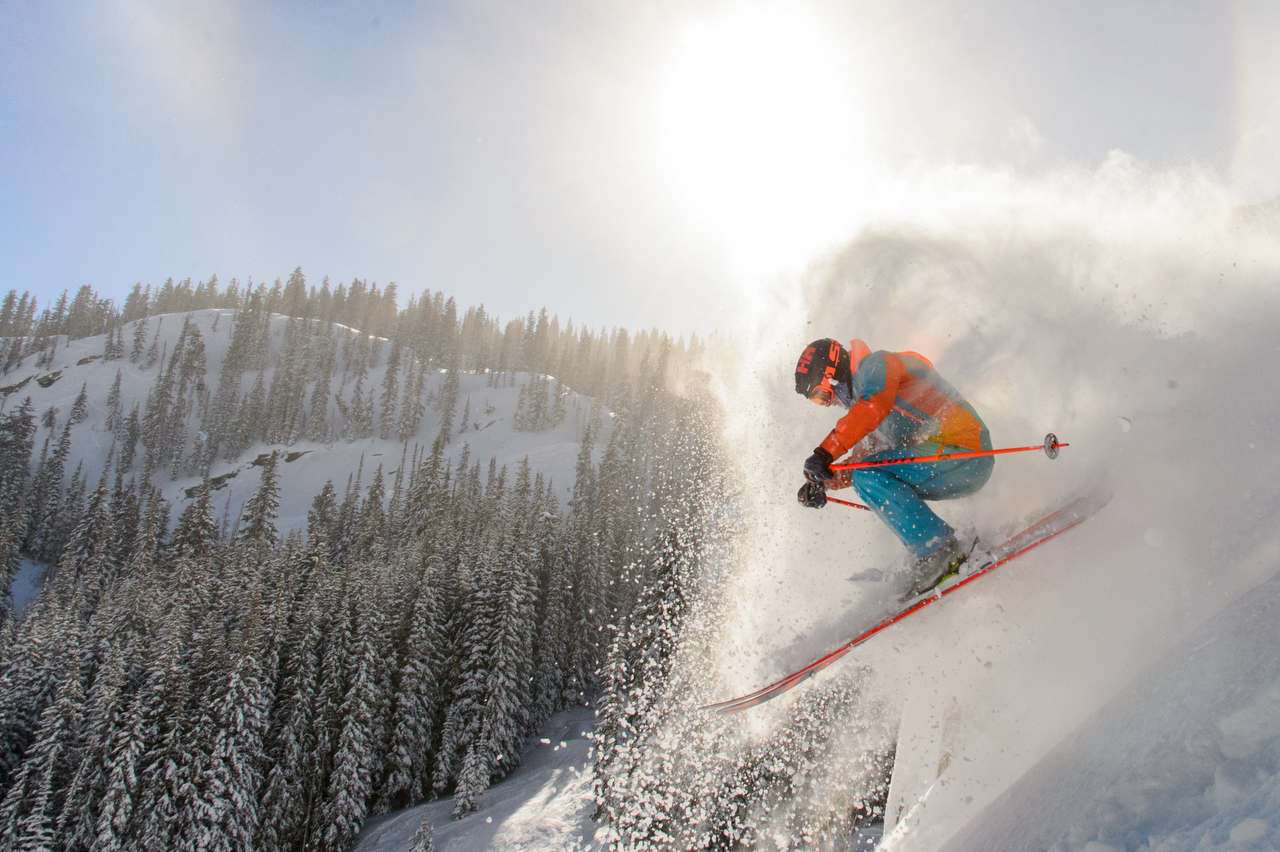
[652,6,868,273]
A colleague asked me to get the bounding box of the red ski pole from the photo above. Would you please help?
[831,432,1068,472]
[826,494,870,511]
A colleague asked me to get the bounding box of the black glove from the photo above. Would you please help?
[797,481,827,508]
[803,447,835,484]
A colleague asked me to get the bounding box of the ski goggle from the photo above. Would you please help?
[807,378,835,406]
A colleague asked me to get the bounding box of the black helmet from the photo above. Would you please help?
[795,338,849,403]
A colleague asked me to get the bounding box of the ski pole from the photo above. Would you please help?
[830,433,1068,472]
[826,494,870,511]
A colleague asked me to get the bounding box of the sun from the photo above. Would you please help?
[650,6,866,271]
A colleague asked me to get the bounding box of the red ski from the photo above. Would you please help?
[701,490,1111,714]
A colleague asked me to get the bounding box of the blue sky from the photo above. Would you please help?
[1,1,1274,336]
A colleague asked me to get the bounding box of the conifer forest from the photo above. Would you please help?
[0,271,760,850]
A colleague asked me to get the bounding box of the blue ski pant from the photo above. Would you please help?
[849,441,994,558]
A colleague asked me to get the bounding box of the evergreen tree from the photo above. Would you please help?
[202,647,270,850]
[378,558,443,810]
[141,360,176,470]
[0,646,84,849]
[55,646,126,850]
[50,473,116,613]
[104,369,124,435]
[266,315,307,444]
[171,482,218,562]
[379,340,402,440]
[397,361,427,442]
[237,451,280,559]
[130,314,149,362]
[0,399,35,607]
[257,591,324,850]
[46,460,86,572]
[235,372,267,457]
[308,328,336,443]
[0,290,18,337]
[436,356,460,445]
[563,426,602,702]
[529,482,570,732]
[24,419,69,562]
[95,672,150,848]
[318,591,382,851]
[119,405,141,473]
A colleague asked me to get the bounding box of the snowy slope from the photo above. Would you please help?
[355,707,598,852]
[935,571,1280,851]
[1,309,604,535]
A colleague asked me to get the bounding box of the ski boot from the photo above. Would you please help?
[902,538,969,600]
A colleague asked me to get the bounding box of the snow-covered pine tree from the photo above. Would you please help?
[378,553,445,811]
[45,460,86,579]
[348,372,375,441]
[94,672,150,848]
[171,482,218,563]
[53,644,126,850]
[23,418,69,563]
[398,359,427,442]
[201,642,271,850]
[317,578,385,851]
[257,588,325,850]
[431,549,482,798]
[0,636,85,850]
[436,356,460,445]
[130,314,149,362]
[49,472,116,616]
[237,450,281,560]
[563,425,602,703]
[141,357,176,471]
[477,463,537,779]
[133,623,196,850]
[308,326,336,443]
[233,371,267,458]
[0,398,34,608]
[69,384,89,427]
[528,479,571,734]
[379,340,402,440]
[449,736,490,819]
[352,465,387,565]
[119,404,141,473]
[104,369,123,435]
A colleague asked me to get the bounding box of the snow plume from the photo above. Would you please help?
[600,159,1280,847]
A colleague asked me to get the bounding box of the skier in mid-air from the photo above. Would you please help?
[794,338,994,596]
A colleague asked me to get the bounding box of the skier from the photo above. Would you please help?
[794,338,993,596]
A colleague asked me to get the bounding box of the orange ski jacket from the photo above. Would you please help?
[818,344,989,461]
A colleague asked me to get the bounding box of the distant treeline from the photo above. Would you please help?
[1,270,711,407]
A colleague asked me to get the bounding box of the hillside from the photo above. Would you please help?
[1,308,601,539]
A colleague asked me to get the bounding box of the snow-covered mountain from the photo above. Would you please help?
[1,308,601,541]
